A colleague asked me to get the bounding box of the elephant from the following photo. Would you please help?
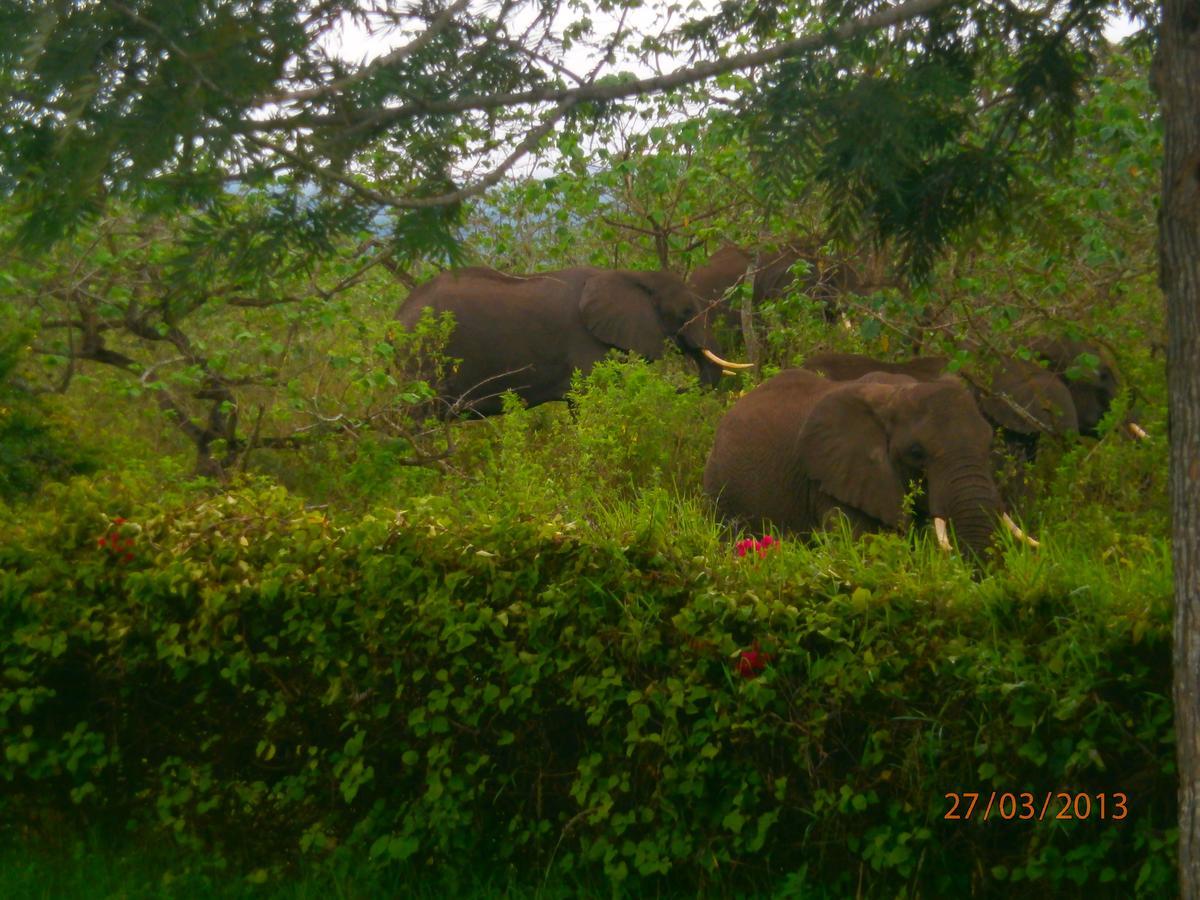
[687,240,879,330]
[395,266,750,416]
[703,369,1029,559]
[1028,337,1145,438]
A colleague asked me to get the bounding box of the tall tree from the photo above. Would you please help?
[1157,0,1200,893]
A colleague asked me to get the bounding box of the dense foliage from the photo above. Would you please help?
[0,468,1174,896]
[0,337,1173,893]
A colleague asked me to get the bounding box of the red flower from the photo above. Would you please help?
[737,643,771,679]
[97,520,136,562]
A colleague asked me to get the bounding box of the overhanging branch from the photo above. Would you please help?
[246,0,956,135]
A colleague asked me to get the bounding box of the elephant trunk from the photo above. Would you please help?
[695,351,725,387]
[678,319,739,387]
[928,460,1003,560]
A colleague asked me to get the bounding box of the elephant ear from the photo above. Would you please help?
[796,383,906,526]
[578,272,667,358]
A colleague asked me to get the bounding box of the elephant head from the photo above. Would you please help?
[1028,337,1137,437]
[578,269,749,386]
[970,357,1079,439]
[804,350,1079,440]
[797,374,1004,559]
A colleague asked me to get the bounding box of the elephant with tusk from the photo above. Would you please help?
[1028,337,1148,441]
[395,266,749,416]
[703,369,1018,560]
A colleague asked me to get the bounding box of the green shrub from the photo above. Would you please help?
[0,479,1175,897]
[566,354,726,498]
[436,355,727,527]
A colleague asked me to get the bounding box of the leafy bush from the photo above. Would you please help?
[0,479,1174,896]
[566,354,726,498]
[435,355,727,526]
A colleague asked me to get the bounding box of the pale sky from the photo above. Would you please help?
[327,4,1146,76]
[320,3,1147,181]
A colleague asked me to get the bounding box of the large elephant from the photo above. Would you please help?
[687,240,876,329]
[395,266,748,416]
[1028,337,1143,437]
[703,369,1020,559]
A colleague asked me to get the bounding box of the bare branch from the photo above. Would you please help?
[262,0,473,105]
[248,96,577,210]
[138,356,188,385]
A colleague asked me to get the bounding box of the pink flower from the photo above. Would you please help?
[734,535,780,559]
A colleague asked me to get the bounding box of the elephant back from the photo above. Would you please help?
[802,352,950,382]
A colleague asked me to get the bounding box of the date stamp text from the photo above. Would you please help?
[944,791,1128,821]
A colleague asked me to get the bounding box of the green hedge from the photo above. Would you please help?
[0,481,1175,896]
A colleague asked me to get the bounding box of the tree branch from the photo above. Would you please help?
[247,0,955,136]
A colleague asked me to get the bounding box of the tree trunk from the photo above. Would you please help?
[1158,2,1200,895]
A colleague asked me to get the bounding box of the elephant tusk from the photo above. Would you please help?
[1001,513,1040,548]
[702,348,754,369]
[1126,422,1149,440]
[933,517,952,552]
[721,369,739,377]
